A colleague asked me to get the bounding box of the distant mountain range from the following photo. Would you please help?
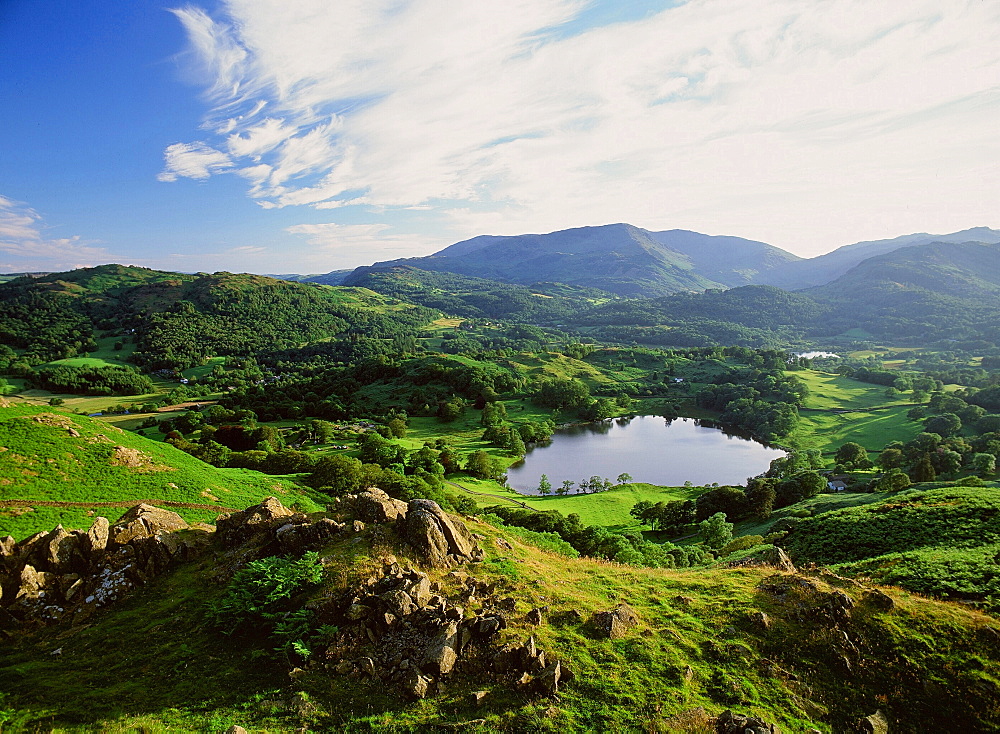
[299,224,1000,297]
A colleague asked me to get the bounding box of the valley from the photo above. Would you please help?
[2,226,1000,731]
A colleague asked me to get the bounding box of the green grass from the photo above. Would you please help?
[789,370,920,453]
[0,405,321,537]
[3,511,999,731]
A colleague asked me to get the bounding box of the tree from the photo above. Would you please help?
[924,413,962,438]
[875,468,911,492]
[557,479,574,496]
[537,474,552,496]
[616,472,633,485]
[309,454,364,493]
[972,452,997,477]
[835,442,871,470]
[699,512,733,549]
[911,453,936,483]
[745,477,776,519]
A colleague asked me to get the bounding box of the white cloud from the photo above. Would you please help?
[167,0,1000,257]
[158,141,234,182]
[285,222,439,267]
[0,196,115,272]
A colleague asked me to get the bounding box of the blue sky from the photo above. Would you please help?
[1,0,998,274]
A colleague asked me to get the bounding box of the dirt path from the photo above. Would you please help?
[443,480,541,512]
[0,499,239,513]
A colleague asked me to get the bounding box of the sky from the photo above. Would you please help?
[1,0,998,275]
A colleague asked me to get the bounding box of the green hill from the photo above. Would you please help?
[0,264,436,370]
[1,492,999,732]
[0,404,321,537]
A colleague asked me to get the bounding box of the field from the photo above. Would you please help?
[789,370,919,453]
[0,405,321,538]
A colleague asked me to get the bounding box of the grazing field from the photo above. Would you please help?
[789,370,919,453]
[0,405,321,537]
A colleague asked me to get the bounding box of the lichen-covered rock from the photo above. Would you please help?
[422,621,459,675]
[352,488,409,524]
[715,709,781,733]
[85,516,110,558]
[590,603,640,639]
[275,517,344,554]
[109,505,189,545]
[215,496,297,547]
[404,499,479,569]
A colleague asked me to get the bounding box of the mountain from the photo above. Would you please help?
[348,224,732,296]
[645,229,800,286]
[754,227,1000,290]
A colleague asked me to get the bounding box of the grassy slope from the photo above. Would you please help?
[789,370,919,453]
[2,514,998,732]
[0,405,320,537]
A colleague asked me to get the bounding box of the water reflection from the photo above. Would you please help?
[506,415,785,494]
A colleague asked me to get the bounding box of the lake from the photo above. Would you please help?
[796,351,840,359]
[505,415,785,494]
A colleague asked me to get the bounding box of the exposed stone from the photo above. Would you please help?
[763,546,796,573]
[407,574,432,607]
[536,660,561,695]
[405,499,479,569]
[864,589,895,611]
[751,611,771,630]
[109,505,189,546]
[858,710,889,734]
[382,589,417,617]
[525,607,544,626]
[495,537,513,551]
[359,656,376,677]
[422,622,460,675]
[275,518,344,554]
[468,690,489,706]
[346,603,371,621]
[215,496,297,547]
[353,520,365,533]
[403,669,431,699]
[225,726,248,734]
[16,564,52,601]
[353,488,409,524]
[715,709,781,733]
[590,603,640,639]
[85,517,110,557]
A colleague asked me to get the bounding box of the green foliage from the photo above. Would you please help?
[479,513,579,557]
[699,512,733,549]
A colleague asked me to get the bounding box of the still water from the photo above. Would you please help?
[505,415,785,494]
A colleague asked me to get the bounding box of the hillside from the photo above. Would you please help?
[0,264,436,370]
[2,492,999,732]
[0,404,321,538]
[646,229,800,287]
[354,224,728,297]
[755,227,1000,290]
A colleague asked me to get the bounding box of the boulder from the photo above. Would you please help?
[405,499,479,569]
[109,505,189,546]
[858,709,889,734]
[215,496,298,547]
[716,710,781,733]
[352,488,409,524]
[422,621,460,675]
[590,603,640,639]
[403,669,431,699]
[535,660,561,695]
[85,516,110,558]
[275,518,344,554]
[762,546,796,573]
[864,589,895,611]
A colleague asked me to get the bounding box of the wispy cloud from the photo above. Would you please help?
[166,0,1000,257]
[0,196,114,272]
[286,222,438,265]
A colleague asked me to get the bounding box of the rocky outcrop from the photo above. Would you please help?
[349,488,409,524]
[404,499,483,569]
[215,496,298,548]
[590,603,640,639]
[715,709,781,733]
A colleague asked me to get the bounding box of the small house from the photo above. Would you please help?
[827,479,848,492]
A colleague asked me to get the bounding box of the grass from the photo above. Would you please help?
[3,509,999,731]
[789,370,920,453]
[0,404,321,538]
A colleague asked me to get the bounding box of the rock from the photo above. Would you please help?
[352,520,365,533]
[403,669,431,699]
[215,496,297,548]
[353,488,409,524]
[858,709,889,734]
[468,690,489,706]
[44,526,84,574]
[762,546,796,573]
[526,607,544,626]
[359,656,376,678]
[346,603,371,621]
[407,574,432,607]
[751,611,771,630]
[225,727,249,734]
[495,537,513,551]
[109,505,189,546]
[535,660,561,695]
[275,518,344,554]
[590,603,640,639]
[683,665,695,682]
[715,709,781,733]
[673,595,694,606]
[15,564,55,601]
[423,622,460,675]
[405,499,479,569]
[381,589,417,617]
[864,589,895,611]
[85,516,110,557]
[474,614,506,639]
